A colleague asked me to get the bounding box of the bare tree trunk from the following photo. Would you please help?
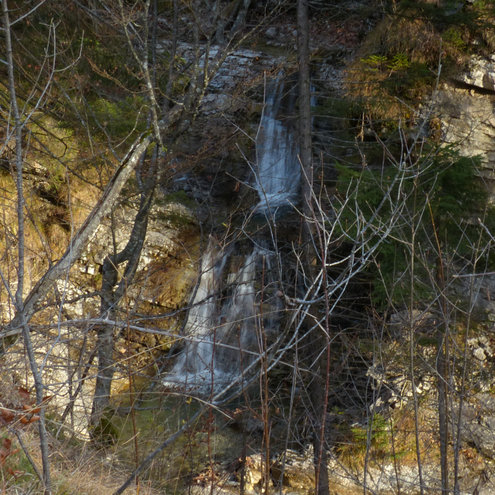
[436,256,450,495]
[2,2,52,492]
[91,151,157,427]
[298,1,330,494]
[429,208,450,494]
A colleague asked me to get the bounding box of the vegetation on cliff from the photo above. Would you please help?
[1,1,495,494]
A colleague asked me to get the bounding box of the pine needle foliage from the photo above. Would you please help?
[336,144,494,306]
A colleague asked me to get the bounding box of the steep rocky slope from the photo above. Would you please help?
[2,1,495,494]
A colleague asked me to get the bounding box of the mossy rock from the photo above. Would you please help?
[90,409,119,446]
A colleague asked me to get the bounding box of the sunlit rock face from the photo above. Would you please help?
[460,55,495,91]
[433,55,495,192]
[2,189,201,440]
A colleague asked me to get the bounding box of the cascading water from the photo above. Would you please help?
[166,240,225,385]
[163,241,268,393]
[163,76,299,396]
[254,76,300,214]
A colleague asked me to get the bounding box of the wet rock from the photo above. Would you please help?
[156,41,288,112]
[265,27,277,39]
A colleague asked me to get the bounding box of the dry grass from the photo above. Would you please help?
[0,374,158,494]
[344,15,441,122]
[1,430,161,495]
[50,447,159,495]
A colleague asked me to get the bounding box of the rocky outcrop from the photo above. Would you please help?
[433,55,495,188]
[459,393,495,459]
[459,55,495,92]
[3,188,201,439]
[156,41,290,114]
[188,442,495,494]
[452,273,495,321]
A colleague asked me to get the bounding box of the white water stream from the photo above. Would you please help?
[254,77,300,214]
[163,76,299,395]
[163,241,261,392]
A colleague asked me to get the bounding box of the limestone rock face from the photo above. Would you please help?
[157,41,287,115]
[4,190,201,439]
[433,56,495,188]
[431,56,495,323]
[459,55,495,91]
[271,450,315,492]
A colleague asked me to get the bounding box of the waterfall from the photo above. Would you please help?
[254,76,300,214]
[166,240,225,385]
[163,241,263,393]
[163,76,299,396]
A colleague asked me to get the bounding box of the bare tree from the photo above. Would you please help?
[297,0,330,493]
[0,1,290,490]
[2,2,492,494]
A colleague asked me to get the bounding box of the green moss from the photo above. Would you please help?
[105,396,242,490]
[90,96,147,140]
[442,26,468,51]
[89,409,119,446]
[161,190,196,208]
[155,191,198,229]
[417,335,438,347]
[164,211,196,229]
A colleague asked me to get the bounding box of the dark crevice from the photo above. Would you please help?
[449,77,495,96]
